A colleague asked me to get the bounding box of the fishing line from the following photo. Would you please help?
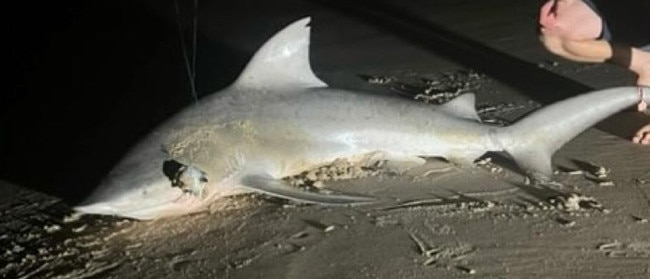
[192,0,198,87]
[172,0,202,198]
[173,0,199,104]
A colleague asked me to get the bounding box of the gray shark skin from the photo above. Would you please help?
[75,18,650,220]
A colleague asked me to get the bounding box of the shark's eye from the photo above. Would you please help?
[162,160,208,196]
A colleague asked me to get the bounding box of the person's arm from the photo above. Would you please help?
[539,35,612,62]
[540,34,650,85]
[629,49,650,86]
[540,34,650,144]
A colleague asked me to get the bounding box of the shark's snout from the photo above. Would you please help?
[75,158,211,219]
[74,177,205,220]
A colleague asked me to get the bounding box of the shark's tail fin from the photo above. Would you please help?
[495,86,646,182]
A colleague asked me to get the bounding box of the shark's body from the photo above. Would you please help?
[76,18,649,220]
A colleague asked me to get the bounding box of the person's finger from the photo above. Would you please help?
[539,1,557,27]
[639,100,648,112]
[642,135,650,144]
[639,125,650,134]
[633,125,650,144]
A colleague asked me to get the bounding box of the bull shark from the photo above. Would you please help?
[75,17,649,220]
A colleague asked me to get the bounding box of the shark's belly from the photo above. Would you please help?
[249,118,491,178]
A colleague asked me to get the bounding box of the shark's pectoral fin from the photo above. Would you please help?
[240,174,376,205]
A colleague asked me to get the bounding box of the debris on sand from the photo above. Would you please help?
[548,193,606,212]
[408,231,475,269]
[555,162,618,187]
[303,220,338,233]
[284,158,387,189]
[382,196,496,213]
[631,215,649,224]
[290,231,309,239]
[537,59,560,68]
[635,177,650,184]
[635,171,650,184]
[476,102,523,114]
[359,74,396,85]
[456,265,477,274]
[590,165,615,186]
[227,255,260,270]
[361,70,484,104]
[44,224,61,234]
[577,162,616,187]
[410,71,483,105]
[597,240,650,258]
[474,157,503,174]
[597,241,621,251]
[361,70,535,127]
[554,216,576,227]
[554,169,585,176]
[593,166,611,179]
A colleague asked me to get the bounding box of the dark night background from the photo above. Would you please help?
[4,0,323,204]
[4,0,384,205]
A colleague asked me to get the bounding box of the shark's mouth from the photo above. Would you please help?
[162,160,208,197]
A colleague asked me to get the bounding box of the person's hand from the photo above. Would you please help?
[539,0,602,40]
[632,123,650,144]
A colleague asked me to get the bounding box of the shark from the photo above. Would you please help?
[75,17,649,220]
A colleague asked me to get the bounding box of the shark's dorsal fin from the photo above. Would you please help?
[438,93,480,121]
[233,17,327,89]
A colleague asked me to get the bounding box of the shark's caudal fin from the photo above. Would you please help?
[240,174,376,205]
[233,17,327,89]
[496,86,647,182]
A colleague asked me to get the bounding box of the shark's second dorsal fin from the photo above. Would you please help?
[233,17,327,89]
[439,93,481,121]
